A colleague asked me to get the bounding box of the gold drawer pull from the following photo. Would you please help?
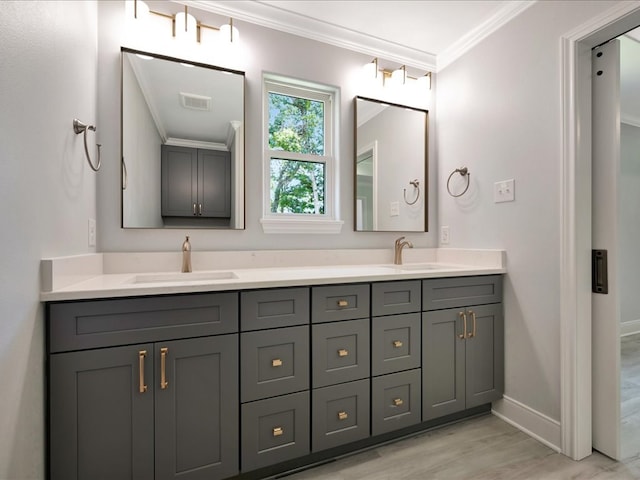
[338,349,349,357]
[337,299,349,307]
[393,340,403,348]
[138,350,147,393]
[469,309,477,338]
[273,426,283,437]
[272,358,283,367]
[338,411,348,421]
[458,311,468,339]
[393,398,404,407]
[160,347,168,390]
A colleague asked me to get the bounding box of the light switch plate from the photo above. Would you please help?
[494,179,515,203]
[88,218,96,247]
[390,201,400,216]
[440,226,450,245]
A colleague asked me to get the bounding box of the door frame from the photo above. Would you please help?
[560,1,640,461]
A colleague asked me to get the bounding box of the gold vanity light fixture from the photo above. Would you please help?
[362,57,432,90]
[130,0,240,45]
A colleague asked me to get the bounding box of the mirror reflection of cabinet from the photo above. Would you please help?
[161,146,231,223]
[121,48,244,229]
[354,97,428,232]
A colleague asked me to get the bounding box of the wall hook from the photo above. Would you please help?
[446,167,470,197]
[403,179,420,205]
[73,118,102,172]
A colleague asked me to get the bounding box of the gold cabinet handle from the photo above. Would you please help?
[469,310,477,338]
[338,349,349,357]
[273,426,283,437]
[458,311,467,339]
[337,299,349,307]
[192,203,197,215]
[272,358,283,367]
[338,411,348,420]
[393,398,404,407]
[138,350,147,393]
[160,347,168,389]
[393,340,403,348]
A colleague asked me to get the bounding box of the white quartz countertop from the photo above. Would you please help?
[40,248,506,302]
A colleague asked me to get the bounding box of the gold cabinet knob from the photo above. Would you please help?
[393,340,403,348]
[337,411,348,420]
[338,349,349,357]
[337,299,349,307]
[273,426,283,437]
[393,398,404,407]
[272,358,283,367]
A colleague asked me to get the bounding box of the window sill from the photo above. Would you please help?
[260,217,344,234]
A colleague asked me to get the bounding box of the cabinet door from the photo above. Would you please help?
[155,335,239,480]
[465,304,504,408]
[49,344,154,480]
[162,145,197,217]
[198,149,231,218]
[422,310,466,420]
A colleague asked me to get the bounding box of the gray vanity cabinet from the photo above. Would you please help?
[422,276,504,421]
[48,293,240,480]
[370,281,422,436]
[240,288,312,469]
[161,145,231,218]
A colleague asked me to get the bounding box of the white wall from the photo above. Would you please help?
[437,0,618,424]
[0,2,98,478]
[97,1,437,252]
[620,123,640,327]
[122,55,163,228]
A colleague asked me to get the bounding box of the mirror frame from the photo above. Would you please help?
[354,96,429,233]
[120,47,246,229]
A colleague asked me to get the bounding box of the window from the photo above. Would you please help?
[261,75,343,233]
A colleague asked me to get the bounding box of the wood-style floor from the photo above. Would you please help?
[283,413,640,479]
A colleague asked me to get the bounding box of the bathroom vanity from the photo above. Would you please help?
[42,250,504,480]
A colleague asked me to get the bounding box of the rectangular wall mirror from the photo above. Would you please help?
[121,48,245,229]
[354,96,428,232]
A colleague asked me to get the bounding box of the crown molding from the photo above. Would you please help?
[437,1,537,71]
[184,0,536,73]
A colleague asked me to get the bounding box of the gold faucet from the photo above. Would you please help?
[394,236,413,265]
[182,236,192,273]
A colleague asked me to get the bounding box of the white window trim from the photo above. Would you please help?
[261,73,343,234]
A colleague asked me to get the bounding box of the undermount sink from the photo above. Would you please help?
[130,271,238,284]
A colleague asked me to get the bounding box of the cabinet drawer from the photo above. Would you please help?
[372,313,421,376]
[422,275,502,311]
[312,318,370,387]
[241,288,309,331]
[372,369,421,436]
[312,284,370,323]
[372,281,421,316]
[312,379,370,452]
[241,326,309,402]
[241,391,310,472]
[48,292,238,353]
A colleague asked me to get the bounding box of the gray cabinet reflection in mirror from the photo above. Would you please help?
[121,48,244,229]
[355,96,428,232]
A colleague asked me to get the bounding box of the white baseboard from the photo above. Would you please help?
[621,319,640,337]
[492,395,562,452]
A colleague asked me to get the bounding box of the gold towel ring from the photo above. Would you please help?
[446,167,470,197]
[73,119,102,172]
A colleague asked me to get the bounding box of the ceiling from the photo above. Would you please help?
[187,0,536,71]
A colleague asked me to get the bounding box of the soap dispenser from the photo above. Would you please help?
[181,236,192,273]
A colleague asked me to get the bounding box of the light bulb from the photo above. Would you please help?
[174,11,197,42]
[220,21,240,43]
[391,67,406,86]
[362,59,378,79]
[416,74,431,90]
